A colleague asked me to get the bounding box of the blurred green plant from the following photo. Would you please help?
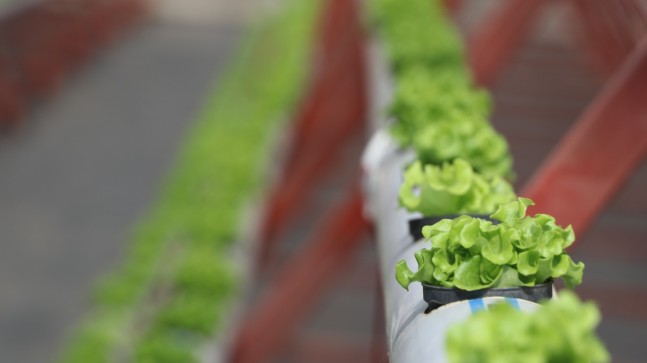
[399,158,516,217]
[396,198,584,291]
[58,1,320,361]
[370,0,465,73]
[389,68,491,140]
[369,0,514,178]
[446,292,610,363]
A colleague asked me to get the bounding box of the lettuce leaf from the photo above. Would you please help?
[446,292,610,363]
[395,198,584,290]
[369,0,513,178]
[399,159,516,217]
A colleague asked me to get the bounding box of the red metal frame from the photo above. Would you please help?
[467,0,647,238]
[231,1,373,360]
[0,0,147,124]
[468,0,545,86]
[468,0,647,85]
[231,183,370,363]
[0,56,25,125]
[442,0,462,16]
[235,1,647,362]
[256,0,366,271]
[522,36,647,238]
[572,0,638,75]
[282,0,364,174]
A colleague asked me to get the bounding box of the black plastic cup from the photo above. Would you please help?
[422,282,553,312]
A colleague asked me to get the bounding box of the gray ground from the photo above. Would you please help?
[0,21,240,363]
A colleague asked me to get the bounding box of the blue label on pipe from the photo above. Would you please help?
[468,299,485,313]
[505,298,521,310]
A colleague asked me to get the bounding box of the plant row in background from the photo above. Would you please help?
[368,0,608,361]
[59,1,320,362]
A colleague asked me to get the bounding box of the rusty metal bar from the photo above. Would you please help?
[522,36,647,238]
[230,183,370,363]
[468,0,545,86]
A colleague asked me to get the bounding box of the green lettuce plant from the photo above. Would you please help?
[408,116,513,178]
[384,67,513,179]
[370,0,514,178]
[389,68,491,147]
[396,198,584,291]
[446,291,610,363]
[387,70,513,177]
[399,158,516,216]
[370,0,465,73]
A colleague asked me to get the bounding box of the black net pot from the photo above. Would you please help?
[422,281,553,312]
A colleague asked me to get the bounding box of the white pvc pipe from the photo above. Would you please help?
[361,31,548,363]
[390,297,540,363]
[361,142,542,362]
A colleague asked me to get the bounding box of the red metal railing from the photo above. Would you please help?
[0,0,147,126]
[230,0,647,361]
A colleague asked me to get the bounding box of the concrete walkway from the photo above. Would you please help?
[0,20,240,363]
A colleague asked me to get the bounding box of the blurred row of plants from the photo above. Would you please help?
[59,1,320,362]
[369,0,608,361]
[370,0,513,179]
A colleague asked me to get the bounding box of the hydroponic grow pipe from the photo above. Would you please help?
[361,128,545,362]
[360,36,543,363]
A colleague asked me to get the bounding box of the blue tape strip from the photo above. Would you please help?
[469,298,485,313]
[506,298,521,310]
